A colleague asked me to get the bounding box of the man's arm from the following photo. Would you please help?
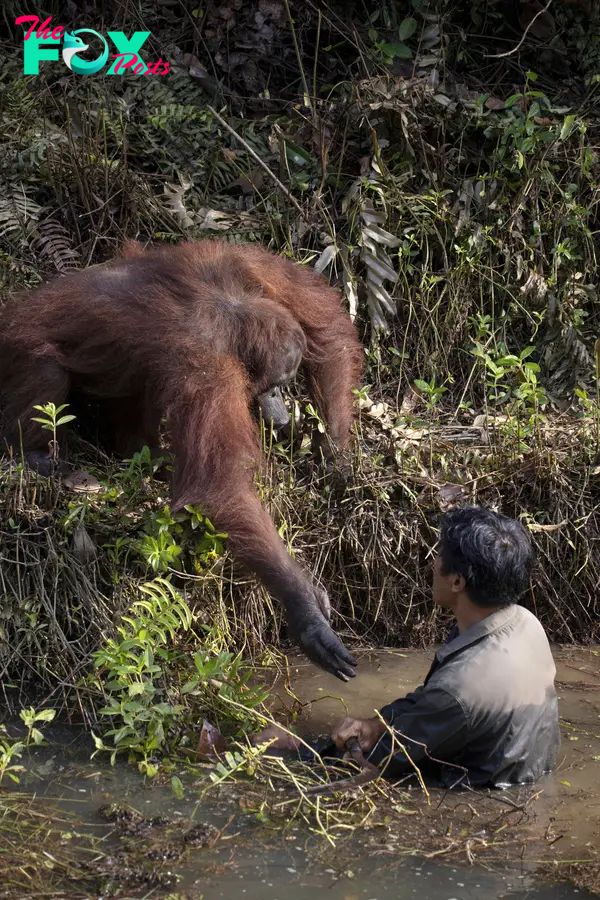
[368,686,469,777]
[331,685,469,779]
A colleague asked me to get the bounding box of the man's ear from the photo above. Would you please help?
[452,573,466,593]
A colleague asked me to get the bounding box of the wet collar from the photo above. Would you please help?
[435,605,519,664]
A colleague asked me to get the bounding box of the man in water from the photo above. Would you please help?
[257,506,560,789]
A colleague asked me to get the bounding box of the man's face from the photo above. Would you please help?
[432,553,465,608]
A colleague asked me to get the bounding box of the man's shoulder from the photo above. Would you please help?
[430,603,555,712]
[514,603,547,628]
[507,604,552,644]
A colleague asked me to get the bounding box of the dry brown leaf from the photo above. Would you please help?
[527,521,568,533]
[400,386,419,416]
[519,2,557,40]
[436,483,469,510]
[63,469,102,493]
[230,168,265,193]
[485,96,506,110]
[195,719,228,760]
[72,524,97,563]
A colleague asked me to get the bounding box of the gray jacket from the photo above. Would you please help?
[367,605,560,788]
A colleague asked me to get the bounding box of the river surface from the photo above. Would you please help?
[4,645,600,899]
[276,644,600,856]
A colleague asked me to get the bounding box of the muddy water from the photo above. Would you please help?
[277,646,600,858]
[5,646,600,899]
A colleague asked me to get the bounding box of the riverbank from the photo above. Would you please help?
[2,4,600,894]
[2,645,600,899]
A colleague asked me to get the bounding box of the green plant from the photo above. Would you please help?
[485,73,558,172]
[0,728,25,784]
[208,744,264,786]
[471,343,547,451]
[369,16,417,65]
[0,708,56,784]
[123,445,165,479]
[91,578,268,773]
[138,530,183,572]
[304,402,326,436]
[472,344,546,410]
[136,503,227,574]
[182,646,268,716]
[20,707,56,746]
[91,578,192,771]
[181,504,228,571]
[413,377,448,410]
[30,401,75,464]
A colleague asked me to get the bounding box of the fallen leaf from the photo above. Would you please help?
[519,1,557,39]
[195,719,228,760]
[527,521,568,533]
[196,207,235,231]
[485,96,506,110]
[63,469,102,493]
[436,483,468,510]
[72,524,97,563]
[399,386,419,416]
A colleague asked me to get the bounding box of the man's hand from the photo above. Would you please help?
[331,716,387,752]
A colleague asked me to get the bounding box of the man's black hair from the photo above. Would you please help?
[438,506,534,608]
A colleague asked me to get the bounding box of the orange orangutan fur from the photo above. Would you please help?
[0,239,363,677]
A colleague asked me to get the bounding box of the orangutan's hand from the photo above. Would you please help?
[285,583,356,682]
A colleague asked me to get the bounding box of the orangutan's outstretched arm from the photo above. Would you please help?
[163,352,356,681]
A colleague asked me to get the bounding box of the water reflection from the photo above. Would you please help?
[3,646,599,899]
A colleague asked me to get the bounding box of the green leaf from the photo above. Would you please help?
[30,728,44,745]
[504,93,523,108]
[414,379,430,393]
[171,775,184,799]
[284,140,312,167]
[113,725,136,745]
[559,115,576,141]
[128,683,146,697]
[398,18,417,41]
[56,415,76,426]
[381,42,412,59]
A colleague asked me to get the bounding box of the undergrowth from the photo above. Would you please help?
[0,0,600,793]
